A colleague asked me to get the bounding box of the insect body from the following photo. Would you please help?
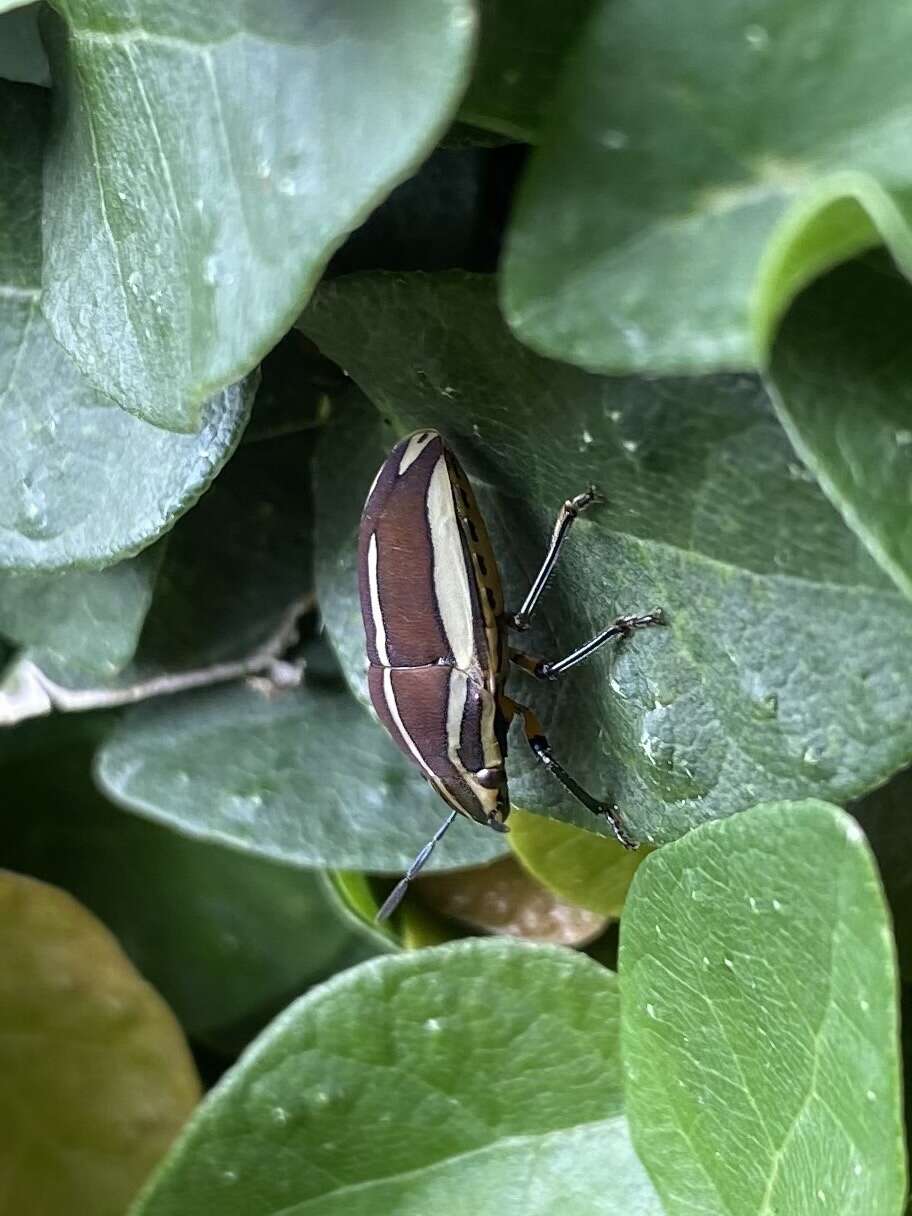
[358,429,664,919]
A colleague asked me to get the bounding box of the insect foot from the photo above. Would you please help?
[598,805,638,850]
[567,485,602,516]
[615,609,667,637]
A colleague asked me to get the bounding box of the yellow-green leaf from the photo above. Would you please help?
[509,809,648,918]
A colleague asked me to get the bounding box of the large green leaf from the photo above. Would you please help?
[0,722,374,1052]
[502,0,912,376]
[0,338,254,571]
[40,0,476,430]
[3,343,320,696]
[132,940,662,1216]
[300,272,912,843]
[0,545,162,683]
[459,0,596,141]
[0,869,200,1216]
[768,256,912,601]
[621,800,906,1216]
[0,81,254,572]
[95,678,509,873]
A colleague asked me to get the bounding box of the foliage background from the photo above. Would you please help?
[0,1,910,1214]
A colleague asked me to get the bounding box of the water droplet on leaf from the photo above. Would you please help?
[744,23,769,49]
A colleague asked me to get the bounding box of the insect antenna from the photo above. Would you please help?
[376,811,459,922]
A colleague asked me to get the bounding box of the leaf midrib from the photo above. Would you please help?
[756,846,846,1216]
[67,20,352,54]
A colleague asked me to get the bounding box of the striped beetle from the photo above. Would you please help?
[359,429,664,919]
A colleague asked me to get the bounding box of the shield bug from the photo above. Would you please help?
[359,429,665,919]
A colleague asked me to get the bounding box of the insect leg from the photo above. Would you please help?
[376,810,459,922]
[511,610,666,680]
[510,488,599,631]
[505,697,637,849]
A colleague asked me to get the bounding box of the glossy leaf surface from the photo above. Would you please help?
[0,81,253,572]
[0,547,161,683]
[133,940,662,1216]
[502,0,912,376]
[769,256,912,601]
[41,0,477,428]
[302,272,912,843]
[621,801,906,1216]
[96,680,509,872]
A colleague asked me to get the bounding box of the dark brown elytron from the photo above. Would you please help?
[358,429,664,918]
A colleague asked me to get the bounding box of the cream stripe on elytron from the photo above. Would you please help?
[426,455,476,672]
[367,533,390,665]
[398,430,438,475]
[382,668,439,785]
[445,668,499,817]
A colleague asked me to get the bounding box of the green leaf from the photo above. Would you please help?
[621,800,906,1216]
[508,809,647,919]
[300,272,912,844]
[459,0,596,141]
[0,723,375,1053]
[502,0,912,376]
[95,679,509,873]
[0,81,254,572]
[6,348,320,694]
[132,939,662,1216]
[0,869,200,1216]
[40,0,476,430]
[768,256,912,601]
[0,545,162,683]
[0,3,50,85]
